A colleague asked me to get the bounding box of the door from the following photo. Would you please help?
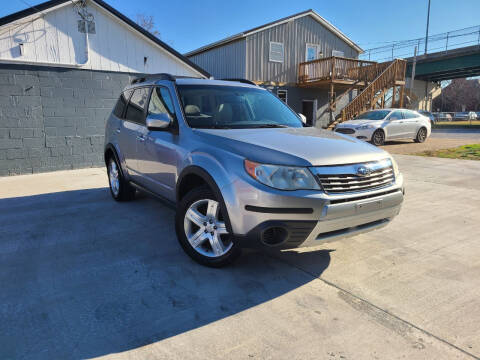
[118,87,150,180]
[302,100,316,126]
[384,110,406,139]
[137,85,178,201]
[401,110,421,137]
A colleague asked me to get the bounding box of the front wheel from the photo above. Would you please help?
[107,156,136,201]
[415,127,427,143]
[175,186,240,267]
[371,129,385,146]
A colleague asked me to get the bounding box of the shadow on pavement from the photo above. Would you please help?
[0,187,332,359]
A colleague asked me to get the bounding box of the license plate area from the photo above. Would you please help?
[355,199,383,213]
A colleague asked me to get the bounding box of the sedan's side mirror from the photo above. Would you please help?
[146,113,172,130]
[298,113,307,125]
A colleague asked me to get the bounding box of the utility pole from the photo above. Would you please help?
[425,0,431,55]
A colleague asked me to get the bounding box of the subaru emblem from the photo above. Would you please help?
[357,165,371,176]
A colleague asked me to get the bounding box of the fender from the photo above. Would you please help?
[104,143,130,181]
[177,165,236,234]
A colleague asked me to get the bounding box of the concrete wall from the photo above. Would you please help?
[405,79,440,111]
[0,63,134,176]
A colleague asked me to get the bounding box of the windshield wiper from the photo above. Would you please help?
[256,124,289,128]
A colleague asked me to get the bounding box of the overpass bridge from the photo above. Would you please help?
[406,45,480,81]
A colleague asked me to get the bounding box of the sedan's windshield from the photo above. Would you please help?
[177,85,303,129]
[354,110,391,120]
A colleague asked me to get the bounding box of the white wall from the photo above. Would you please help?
[0,2,203,77]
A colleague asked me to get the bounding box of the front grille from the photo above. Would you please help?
[335,128,355,134]
[311,159,395,194]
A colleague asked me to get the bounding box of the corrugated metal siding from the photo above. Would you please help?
[246,15,359,83]
[188,39,246,79]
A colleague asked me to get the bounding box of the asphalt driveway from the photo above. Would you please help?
[0,155,479,359]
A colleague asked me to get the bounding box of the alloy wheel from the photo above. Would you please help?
[183,198,232,258]
[109,159,120,196]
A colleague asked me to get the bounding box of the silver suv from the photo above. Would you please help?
[104,74,404,267]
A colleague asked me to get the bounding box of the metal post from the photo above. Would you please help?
[445,32,449,53]
[391,44,394,60]
[410,46,417,89]
[425,0,431,55]
[478,26,480,44]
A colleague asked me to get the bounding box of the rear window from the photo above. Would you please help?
[113,90,132,118]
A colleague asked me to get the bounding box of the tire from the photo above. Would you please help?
[415,127,427,143]
[175,186,240,267]
[107,155,136,201]
[371,129,385,146]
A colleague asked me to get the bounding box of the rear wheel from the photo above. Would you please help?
[371,129,385,146]
[415,127,427,143]
[175,186,240,267]
[107,156,136,201]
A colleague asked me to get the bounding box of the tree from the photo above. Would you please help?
[136,14,160,37]
[433,78,480,112]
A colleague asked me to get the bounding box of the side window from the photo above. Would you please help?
[389,111,403,120]
[113,90,132,118]
[125,87,150,124]
[148,86,175,117]
[402,110,415,119]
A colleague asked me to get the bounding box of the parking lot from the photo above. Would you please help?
[1,154,479,359]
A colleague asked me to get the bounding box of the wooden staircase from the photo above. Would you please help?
[327,59,407,130]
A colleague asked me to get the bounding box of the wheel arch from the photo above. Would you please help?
[177,166,233,234]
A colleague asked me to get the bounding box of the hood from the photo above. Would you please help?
[193,126,389,166]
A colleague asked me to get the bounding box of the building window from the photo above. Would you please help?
[269,42,284,63]
[277,89,288,104]
[305,44,323,62]
[332,50,345,57]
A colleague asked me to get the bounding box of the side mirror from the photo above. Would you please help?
[298,113,307,125]
[146,113,172,130]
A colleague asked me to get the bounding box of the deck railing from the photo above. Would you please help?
[298,56,378,84]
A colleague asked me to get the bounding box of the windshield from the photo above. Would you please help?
[177,85,303,129]
[354,110,391,120]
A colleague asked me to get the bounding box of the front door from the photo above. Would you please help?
[302,100,316,126]
[137,85,178,202]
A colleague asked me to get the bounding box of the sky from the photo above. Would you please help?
[2,0,480,55]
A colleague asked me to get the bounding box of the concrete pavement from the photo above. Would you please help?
[0,155,479,359]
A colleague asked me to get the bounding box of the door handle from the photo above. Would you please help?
[115,128,121,134]
[137,135,145,142]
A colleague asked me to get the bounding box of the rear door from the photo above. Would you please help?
[136,85,179,201]
[384,110,405,139]
[401,110,420,137]
[119,87,150,180]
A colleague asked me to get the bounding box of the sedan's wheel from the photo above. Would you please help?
[371,129,385,146]
[415,127,427,143]
[175,186,240,267]
[107,156,136,201]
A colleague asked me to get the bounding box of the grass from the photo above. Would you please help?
[417,144,480,160]
[434,121,480,129]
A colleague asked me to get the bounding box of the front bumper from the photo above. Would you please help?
[225,172,404,248]
[335,127,375,141]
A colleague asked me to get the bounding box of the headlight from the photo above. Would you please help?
[357,124,374,130]
[244,160,321,190]
[390,156,400,176]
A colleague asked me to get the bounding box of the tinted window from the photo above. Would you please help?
[177,85,302,129]
[125,87,150,124]
[148,87,175,116]
[389,111,403,120]
[113,90,132,118]
[402,110,417,119]
[355,110,390,120]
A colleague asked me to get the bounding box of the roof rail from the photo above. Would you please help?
[131,73,176,85]
[221,78,257,86]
